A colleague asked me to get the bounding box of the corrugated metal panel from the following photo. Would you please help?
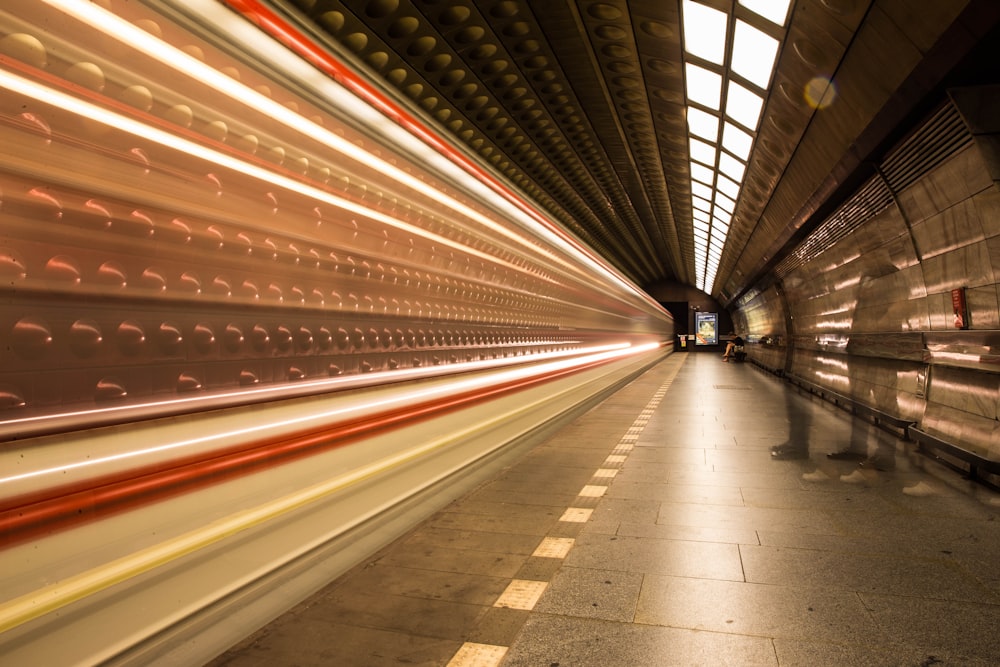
[773,101,973,279]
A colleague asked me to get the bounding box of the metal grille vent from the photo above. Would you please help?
[774,176,893,278]
[880,100,974,194]
[774,100,973,279]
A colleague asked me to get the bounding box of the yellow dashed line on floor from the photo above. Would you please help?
[446,371,680,667]
[446,642,508,667]
[559,507,593,522]
[533,536,575,559]
[494,579,548,610]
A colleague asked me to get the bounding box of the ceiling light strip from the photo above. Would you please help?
[681,0,790,291]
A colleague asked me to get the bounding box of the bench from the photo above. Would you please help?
[909,426,1000,482]
[784,374,916,440]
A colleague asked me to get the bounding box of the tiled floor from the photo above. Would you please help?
[209,353,1000,666]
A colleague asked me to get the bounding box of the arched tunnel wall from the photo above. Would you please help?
[732,88,1000,466]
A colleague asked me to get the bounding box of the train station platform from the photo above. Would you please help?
[207,352,1000,666]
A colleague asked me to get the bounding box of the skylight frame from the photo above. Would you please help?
[680,1,790,292]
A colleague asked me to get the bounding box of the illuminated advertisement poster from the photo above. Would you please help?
[695,312,718,345]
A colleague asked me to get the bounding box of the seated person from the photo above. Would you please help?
[723,334,745,362]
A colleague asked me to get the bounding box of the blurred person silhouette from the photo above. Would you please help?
[770,380,811,460]
[827,384,896,472]
[825,272,896,472]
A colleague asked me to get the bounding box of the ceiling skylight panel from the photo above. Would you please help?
[693,195,713,212]
[694,208,711,223]
[722,122,753,159]
[687,106,720,141]
[692,181,714,201]
[713,209,732,225]
[685,63,723,109]
[690,161,715,186]
[719,152,747,182]
[731,20,779,89]
[714,191,736,214]
[725,81,764,130]
[739,0,792,27]
[689,137,717,166]
[682,0,728,65]
[712,217,730,235]
[716,173,741,199]
[693,218,710,233]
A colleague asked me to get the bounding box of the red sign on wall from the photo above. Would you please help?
[951,287,968,329]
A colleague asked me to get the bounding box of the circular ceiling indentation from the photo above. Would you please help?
[768,114,795,135]
[425,53,452,72]
[792,38,824,68]
[587,3,623,20]
[494,73,518,87]
[318,11,345,32]
[440,68,466,86]
[504,21,531,37]
[367,51,390,68]
[651,87,682,103]
[491,1,519,19]
[467,95,489,110]
[440,6,471,25]
[602,44,630,58]
[595,25,627,40]
[455,83,478,99]
[640,20,674,39]
[386,67,408,85]
[514,39,540,54]
[388,16,419,39]
[469,43,498,59]
[482,59,509,75]
[366,0,399,19]
[607,61,635,74]
[456,26,486,44]
[646,58,679,75]
[408,35,436,56]
[343,32,369,51]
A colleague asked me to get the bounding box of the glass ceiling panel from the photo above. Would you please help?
[731,20,779,89]
[739,0,792,27]
[692,181,714,200]
[687,106,720,141]
[692,195,713,212]
[682,0,728,65]
[719,152,747,182]
[693,208,711,223]
[725,81,764,130]
[713,209,732,224]
[690,161,715,185]
[714,191,736,213]
[689,137,717,166]
[716,173,741,199]
[722,122,753,159]
[685,62,723,109]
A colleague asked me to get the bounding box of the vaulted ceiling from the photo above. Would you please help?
[279,0,1000,306]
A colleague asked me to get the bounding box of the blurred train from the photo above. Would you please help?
[0,1,672,663]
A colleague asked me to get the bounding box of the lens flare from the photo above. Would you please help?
[805,76,837,109]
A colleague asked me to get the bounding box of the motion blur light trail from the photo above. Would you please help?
[0,1,672,663]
